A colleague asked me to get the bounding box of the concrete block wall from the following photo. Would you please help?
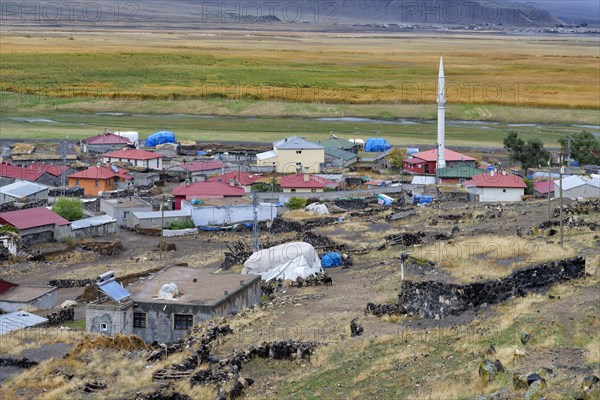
[86,301,134,336]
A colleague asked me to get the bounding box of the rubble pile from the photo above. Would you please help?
[386,208,416,222]
[298,231,346,251]
[555,199,600,217]
[46,308,75,325]
[379,231,426,249]
[221,240,253,270]
[70,240,124,256]
[49,278,93,288]
[538,218,599,231]
[0,199,48,213]
[0,357,39,368]
[291,272,333,287]
[335,198,370,210]
[364,302,405,317]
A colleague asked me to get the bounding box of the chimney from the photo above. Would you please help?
[490,170,495,177]
[229,179,235,187]
[240,280,245,286]
[304,174,310,182]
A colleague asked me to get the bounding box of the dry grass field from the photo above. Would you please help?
[1,31,598,108]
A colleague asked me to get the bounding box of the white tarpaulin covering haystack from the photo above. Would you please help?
[158,283,179,300]
[242,242,322,282]
[305,203,329,214]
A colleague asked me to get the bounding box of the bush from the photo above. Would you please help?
[168,219,196,230]
[0,225,19,234]
[285,197,306,210]
[52,197,83,221]
[523,177,534,196]
[251,182,281,192]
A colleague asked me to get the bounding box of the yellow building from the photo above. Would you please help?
[256,136,324,174]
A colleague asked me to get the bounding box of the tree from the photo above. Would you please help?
[285,197,306,210]
[558,131,600,165]
[503,131,549,175]
[386,147,408,169]
[523,177,534,196]
[52,197,83,221]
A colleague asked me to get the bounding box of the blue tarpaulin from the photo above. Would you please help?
[322,252,343,268]
[413,195,433,205]
[146,131,176,147]
[365,138,391,152]
[197,151,208,156]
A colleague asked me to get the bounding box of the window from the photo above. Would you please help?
[95,180,99,187]
[296,162,302,166]
[134,312,146,328]
[503,189,507,193]
[75,179,79,186]
[311,189,317,193]
[296,150,302,154]
[291,189,296,192]
[174,314,193,330]
[100,323,108,331]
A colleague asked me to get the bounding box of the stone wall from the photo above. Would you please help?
[399,257,586,319]
[86,300,134,336]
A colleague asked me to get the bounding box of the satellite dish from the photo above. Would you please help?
[111,165,120,173]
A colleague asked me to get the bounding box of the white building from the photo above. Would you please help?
[0,181,48,204]
[465,172,527,202]
[181,198,276,227]
[554,175,600,199]
[102,149,163,171]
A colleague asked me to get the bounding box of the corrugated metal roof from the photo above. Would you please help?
[0,311,48,335]
[256,150,278,161]
[324,147,357,161]
[554,175,600,191]
[274,136,323,150]
[0,181,48,197]
[103,149,161,160]
[71,215,116,230]
[0,207,70,230]
[132,210,190,220]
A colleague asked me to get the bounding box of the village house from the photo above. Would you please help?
[100,197,153,227]
[86,268,261,343]
[533,180,555,198]
[323,147,358,168]
[464,172,527,202]
[68,166,133,196]
[256,136,324,174]
[128,209,191,229]
[80,133,133,154]
[279,174,338,193]
[320,137,360,154]
[0,181,48,204]
[181,198,276,227]
[0,207,70,245]
[102,149,163,171]
[404,148,476,175]
[70,215,117,239]
[206,172,264,192]
[166,160,226,182]
[0,163,73,187]
[0,280,57,313]
[172,181,245,210]
[437,164,487,184]
[554,175,600,199]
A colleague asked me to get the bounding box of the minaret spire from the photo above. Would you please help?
[437,56,446,170]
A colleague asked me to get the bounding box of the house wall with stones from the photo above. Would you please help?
[86,300,134,337]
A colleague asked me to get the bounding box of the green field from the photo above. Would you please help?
[1,31,598,146]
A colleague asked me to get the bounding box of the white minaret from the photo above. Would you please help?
[437,56,446,170]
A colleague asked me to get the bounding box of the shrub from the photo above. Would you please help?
[168,219,195,230]
[52,197,83,221]
[0,225,19,234]
[285,197,306,210]
[523,177,534,196]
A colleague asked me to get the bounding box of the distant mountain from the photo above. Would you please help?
[533,0,600,25]
[2,0,577,28]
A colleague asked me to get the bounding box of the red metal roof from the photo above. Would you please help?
[0,280,19,295]
[0,207,70,230]
[25,163,68,177]
[469,172,527,189]
[403,158,423,165]
[103,149,161,160]
[84,133,132,145]
[207,172,262,186]
[68,166,132,180]
[410,148,476,162]
[172,182,245,197]
[1,163,69,181]
[279,174,337,189]
[178,160,225,172]
[534,180,554,194]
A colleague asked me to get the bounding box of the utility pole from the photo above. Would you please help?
[547,154,551,221]
[559,152,564,248]
[160,194,165,259]
[270,162,276,231]
[252,191,260,251]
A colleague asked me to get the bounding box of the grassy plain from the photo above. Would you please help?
[0,31,598,144]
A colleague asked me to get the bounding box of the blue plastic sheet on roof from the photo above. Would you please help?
[413,195,433,205]
[365,138,391,152]
[146,131,175,147]
[322,252,343,268]
[197,151,208,156]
